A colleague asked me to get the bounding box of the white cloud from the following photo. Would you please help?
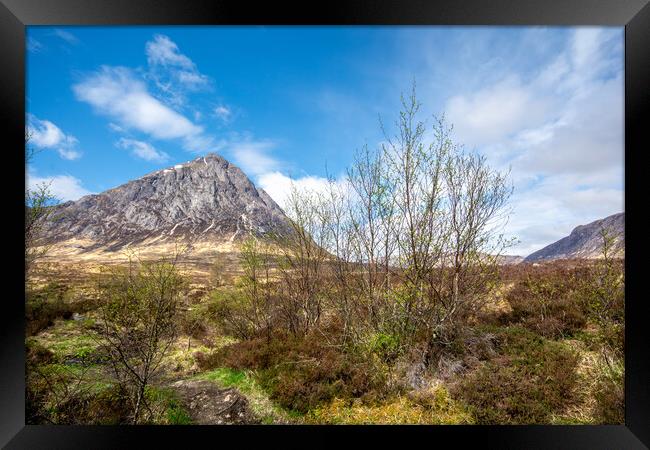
[73,66,214,152]
[183,134,221,153]
[145,34,210,107]
[27,114,82,160]
[116,138,169,163]
[224,137,348,211]
[28,117,64,147]
[27,173,93,202]
[506,172,623,256]
[56,146,82,161]
[228,140,281,176]
[257,171,344,211]
[446,77,552,147]
[108,122,125,133]
[515,74,623,175]
[214,105,232,122]
[175,70,209,88]
[73,35,221,157]
[572,28,604,72]
[52,29,79,45]
[437,28,624,256]
[146,34,195,70]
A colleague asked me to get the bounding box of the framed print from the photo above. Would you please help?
[2,0,649,448]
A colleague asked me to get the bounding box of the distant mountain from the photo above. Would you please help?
[524,212,624,262]
[497,255,524,265]
[40,153,291,257]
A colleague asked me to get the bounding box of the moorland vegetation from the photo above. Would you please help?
[25,88,624,425]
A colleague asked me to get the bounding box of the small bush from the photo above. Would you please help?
[593,361,624,424]
[166,400,193,425]
[502,267,587,338]
[210,326,388,413]
[96,257,186,424]
[26,339,56,366]
[366,332,402,364]
[207,288,258,340]
[26,365,131,425]
[179,305,209,342]
[25,283,76,336]
[60,384,132,425]
[452,326,580,424]
[144,386,194,425]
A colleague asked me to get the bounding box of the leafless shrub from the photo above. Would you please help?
[96,250,187,424]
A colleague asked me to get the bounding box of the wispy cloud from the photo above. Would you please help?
[73,66,215,152]
[214,105,232,122]
[116,138,169,163]
[27,114,82,160]
[222,137,347,210]
[146,34,196,71]
[52,28,79,45]
[446,76,553,148]
[429,28,624,255]
[27,36,44,53]
[145,34,210,107]
[108,122,125,133]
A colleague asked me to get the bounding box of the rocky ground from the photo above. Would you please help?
[170,380,259,425]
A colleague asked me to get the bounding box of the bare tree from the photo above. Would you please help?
[240,235,275,341]
[272,184,332,335]
[321,175,360,342]
[339,84,512,351]
[582,226,625,366]
[435,140,513,342]
[263,83,514,360]
[378,88,450,341]
[25,184,57,275]
[347,144,391,330]
[25,133,57,276]
[96,251,187,424]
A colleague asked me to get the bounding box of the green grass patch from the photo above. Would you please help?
[145,386,194,425]
[31,318,102,363]
[200,367,251,389]
[166,399,193,425]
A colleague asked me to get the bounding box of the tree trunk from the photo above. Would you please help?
[132,383,146,425]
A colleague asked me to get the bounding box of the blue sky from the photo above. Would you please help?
[26,26,624,255]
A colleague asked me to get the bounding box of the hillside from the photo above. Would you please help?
[525,212,624,262]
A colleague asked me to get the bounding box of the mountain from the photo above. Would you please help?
[40,153,291,258]
[497,255,524,265]
[524,212,624,262]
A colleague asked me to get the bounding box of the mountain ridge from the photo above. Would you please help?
[524,212,624,262]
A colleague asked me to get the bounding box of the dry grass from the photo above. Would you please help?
[477,281,515,318]
[306,385,473,424]
[549,338,600,424]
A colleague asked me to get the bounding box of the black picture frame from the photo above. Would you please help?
[2,0,648,448]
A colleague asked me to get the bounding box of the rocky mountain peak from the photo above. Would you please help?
[42,153,291,251]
